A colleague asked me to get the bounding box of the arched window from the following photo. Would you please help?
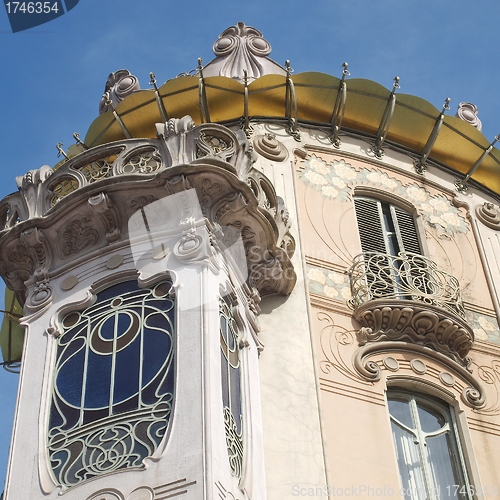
[388,390,472,499]
[48,280,175,488]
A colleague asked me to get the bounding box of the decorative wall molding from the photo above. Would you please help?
[475,202,500,230]
[85,479,197,500]
[215,480,243,500]
[317,311,485,409]
[352,341,485,408]
[88,192,121,243]
[15,166,53,218]
[353,300,474,366]
[253,133,288,161]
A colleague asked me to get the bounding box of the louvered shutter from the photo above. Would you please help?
[354,198,387,254]
[391,205,427,296]
[354,197,391,298]
[392,206,422,255]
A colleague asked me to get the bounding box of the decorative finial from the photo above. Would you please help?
[99,70,141,115]
[456,102,482,131]
[56,143,68,159]
[200,22,285,82]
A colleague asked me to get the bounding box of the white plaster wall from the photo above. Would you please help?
[250,124,329,499]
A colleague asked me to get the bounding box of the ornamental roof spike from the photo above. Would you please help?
[199,22,287,82]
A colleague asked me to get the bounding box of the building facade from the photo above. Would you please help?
[1,22,500,500]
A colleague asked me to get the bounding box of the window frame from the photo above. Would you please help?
[46,278,176,488]
[353,194,425,258]
[387,388,473,500]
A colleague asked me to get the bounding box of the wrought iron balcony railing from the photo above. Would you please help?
[348,252,465,319]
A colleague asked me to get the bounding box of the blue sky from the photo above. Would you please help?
[1,0,500,489]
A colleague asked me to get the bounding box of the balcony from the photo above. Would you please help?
[348,252,474,365]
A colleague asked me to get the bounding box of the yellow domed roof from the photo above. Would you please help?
[84,71,500,195]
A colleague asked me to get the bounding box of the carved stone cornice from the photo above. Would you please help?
[0,118,296,300]
[354,299,474,367]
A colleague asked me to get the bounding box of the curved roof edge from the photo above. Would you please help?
[83,72,500,196]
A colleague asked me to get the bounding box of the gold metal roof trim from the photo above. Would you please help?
[84,72,500,195]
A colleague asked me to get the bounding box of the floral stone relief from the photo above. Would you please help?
[465,310,500,344]
[307,265,351,302]
[299,155,469,235]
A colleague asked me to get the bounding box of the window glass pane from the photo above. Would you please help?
[48,280,176,488]
[417,404,446,433]
[426,433,464,498]
[390,420,426,500]
[388,397,413,429]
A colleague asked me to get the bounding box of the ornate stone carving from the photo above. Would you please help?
[248,249,295,296]
[173,224,210,263]
[197,129,235,161]
[15,165,53,218]
[99,69,141,114]
[318,311,485,410]
[85,480,197,500]
[88,192,121,243]
[475,359,500,416]
[119,150,161,175]
[60,216,99,257]
[456,102,482,131]
[253,133,288,161]
[86,490,124,500]
[6,243,34,281]
[128,195,158,211]
[476,202,500,230]
[204,22,284,82]
[0,198,22,231]
[20,227,53,311]
[354,301,474,367]
[0,122,296,300]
